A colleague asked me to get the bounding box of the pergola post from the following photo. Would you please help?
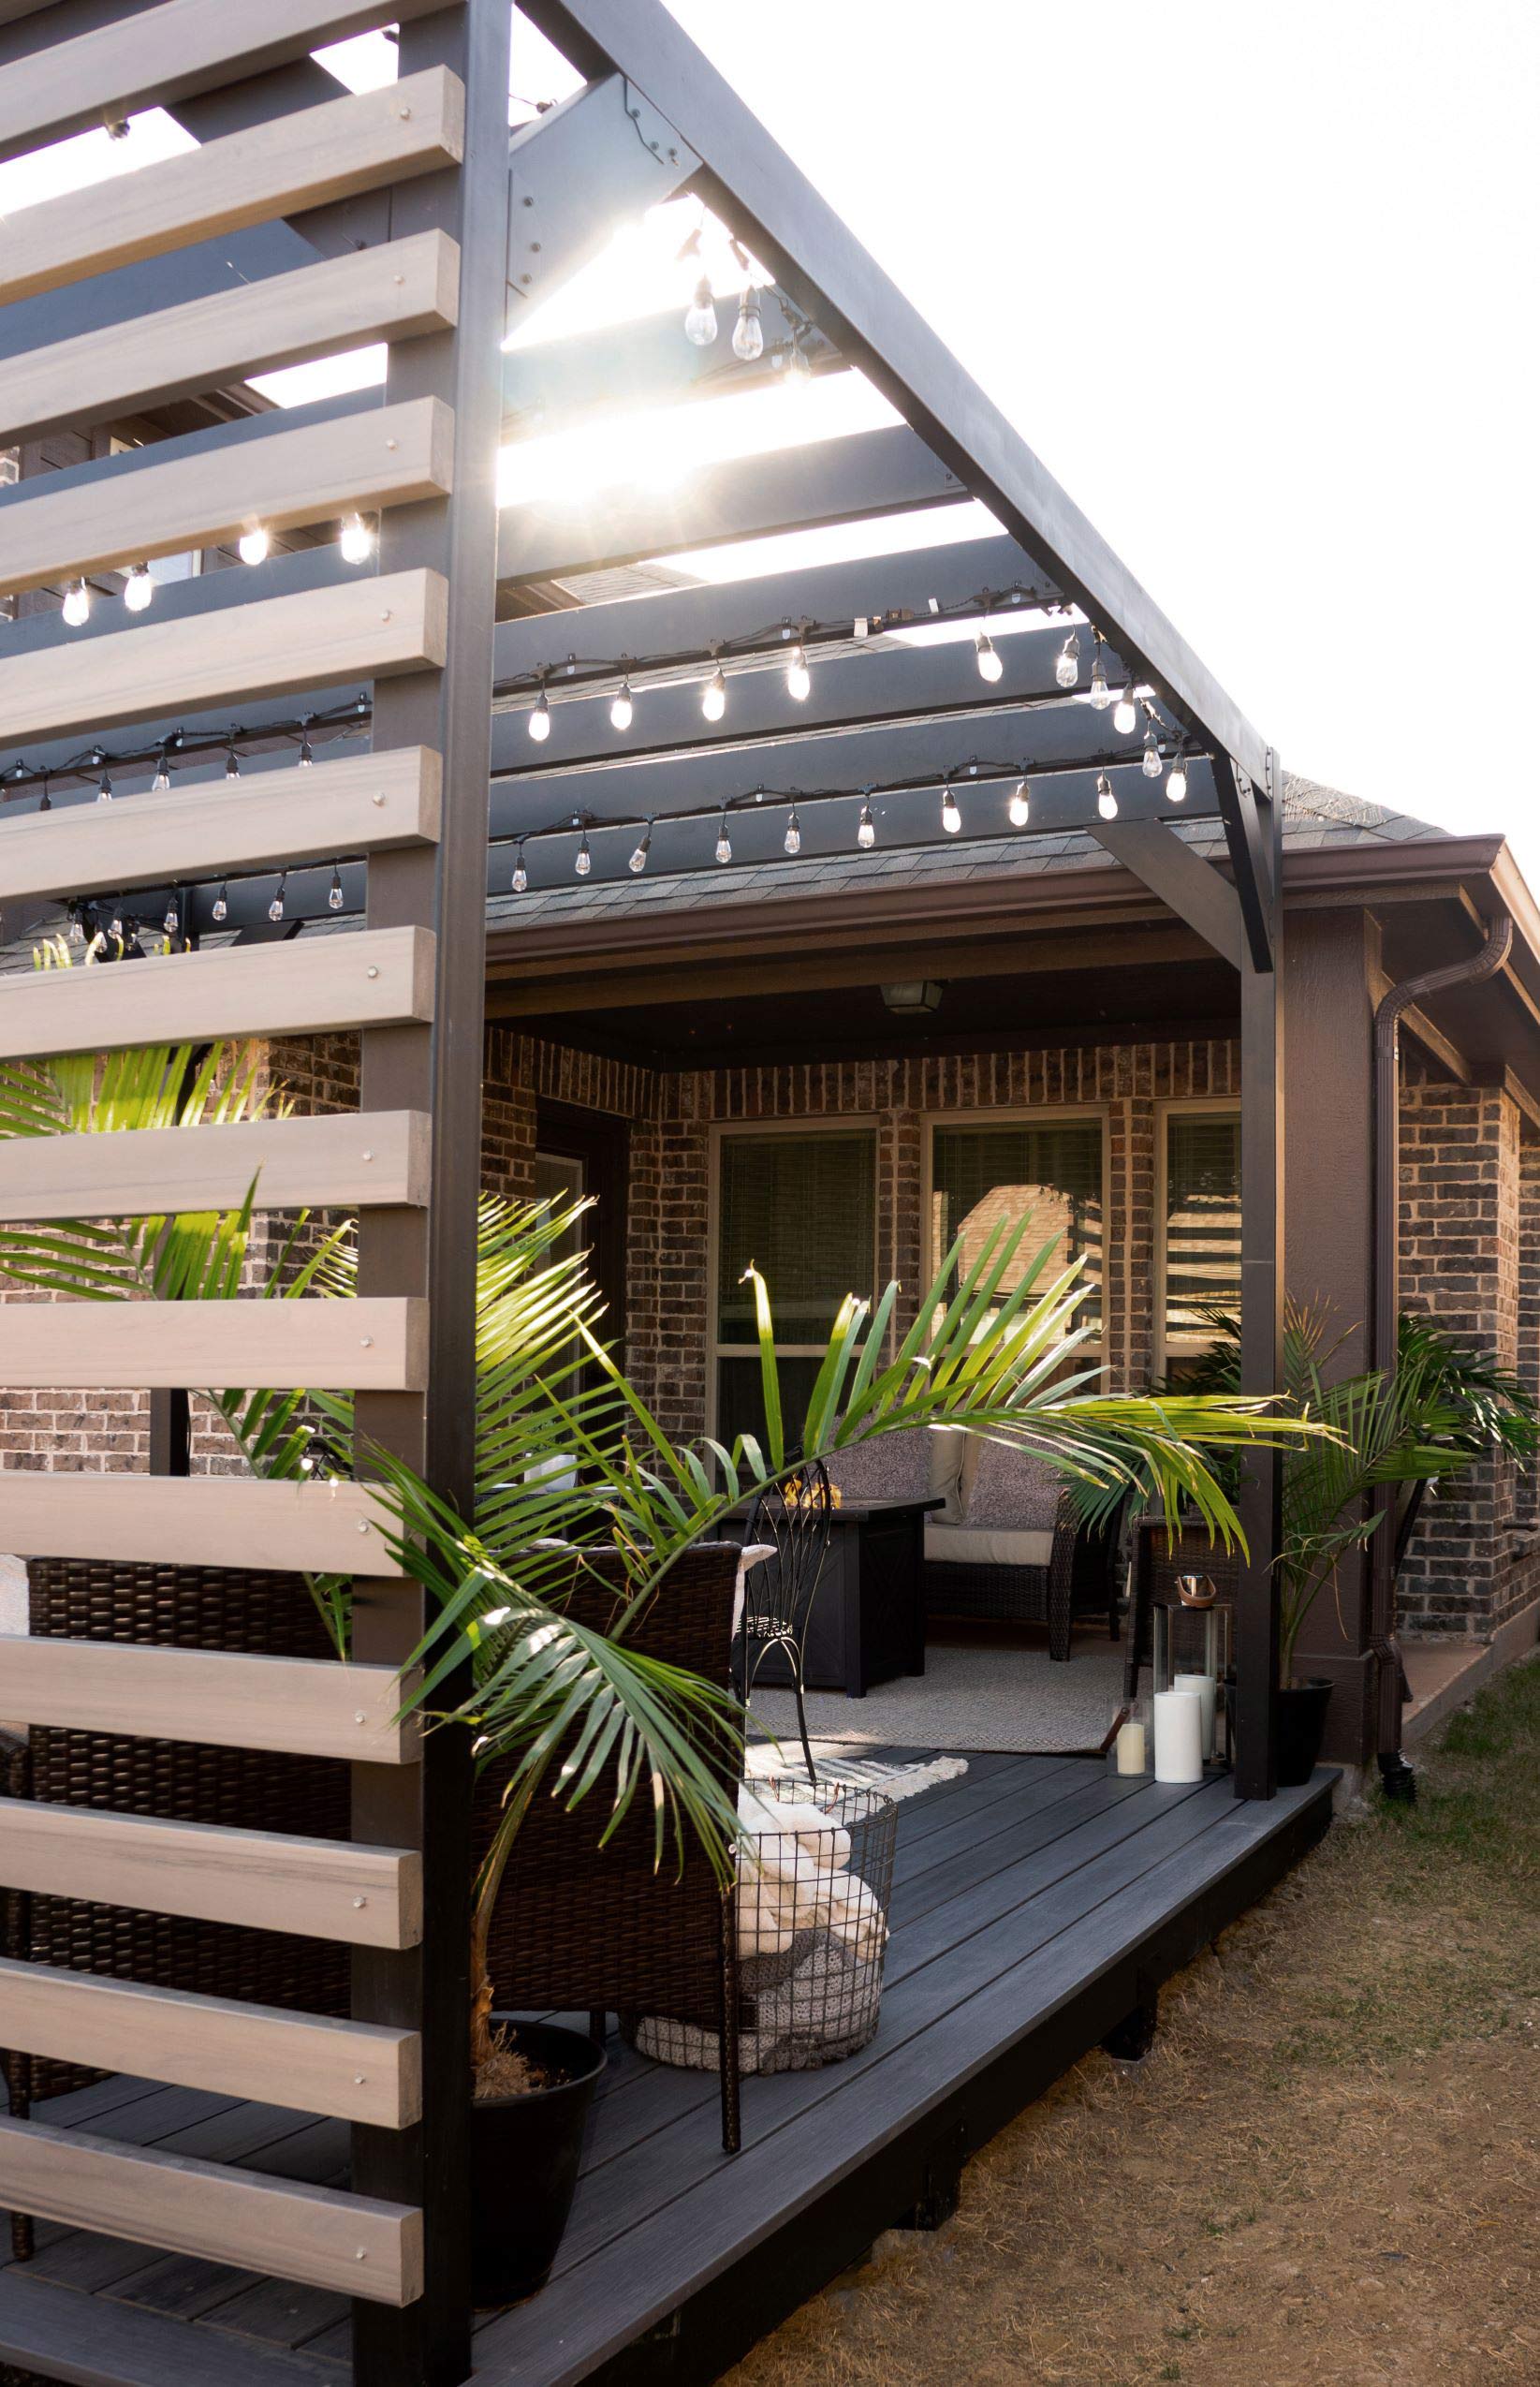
[1234,751,1286,1798]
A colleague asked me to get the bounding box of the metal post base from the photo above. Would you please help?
[1101,1979,1159,2062]
[1378,1750,1418,1804]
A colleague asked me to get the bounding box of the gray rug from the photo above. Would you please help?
[749,1639,1125,1756]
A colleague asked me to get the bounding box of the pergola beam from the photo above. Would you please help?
[519,0,1271,803]
[504,287,824,427]
[491,532,1052,681]
[495,421,967,583]
[1089,818,1244,970]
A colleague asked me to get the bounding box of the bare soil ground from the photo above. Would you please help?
[726,1658,1540,2387]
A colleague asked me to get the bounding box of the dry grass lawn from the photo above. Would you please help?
[726,1658,1540,2387]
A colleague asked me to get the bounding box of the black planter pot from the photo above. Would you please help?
[470,2016,606,2306]
[1277,1677,1332,1787]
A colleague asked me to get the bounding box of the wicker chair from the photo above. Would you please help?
[922,1440,1130,1661]
[474,1538,746,2153]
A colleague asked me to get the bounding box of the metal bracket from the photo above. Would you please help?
[506,72,698,314]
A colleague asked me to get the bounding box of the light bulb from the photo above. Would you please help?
[629,828,652,874]
[858,797,876,850]
[975,628,1004,684]
[96,770,112,803]
[785,641,811,701]
[512,847,528,893]
[684,275,717,346]
[238,526,270,566]
[1096,773,1118,821]
[1166,759,1188,803]
[1089,648,1111,710]
[225,745,241,782]
[701,663,727,722]
[1142,727,1163,777]
[609,679,634,732]
[339,513,374,565]
[1008,778,1031,827]
[152,751,170,792]
[329,868,344,913]
[298,726,315,767]
[68,912,85,945]
[941,784,961,835]
[574,831,592,877]
[1054,632,1080,689]
[732,289,764,361]
[62,580,90,627]
[1113,682,1137,735]
[213,882,228,923]
[784,808,802,856]
[528,689,551,741]
[715,814,732,864]
[784,339,813,388]
[163,903,179,935]
[109,912,124,940]
[269,875,286,922]
[123,562,154,612]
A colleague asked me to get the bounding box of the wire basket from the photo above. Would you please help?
[630,1776,898,2076]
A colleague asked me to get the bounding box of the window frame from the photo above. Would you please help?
[921,1103,1111,1352]
[1155,1098,1242,1377]
[706,1115,880,1441]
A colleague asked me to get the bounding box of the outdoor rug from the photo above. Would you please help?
[747,1638,1125,1757]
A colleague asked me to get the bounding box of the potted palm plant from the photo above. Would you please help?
[0,1019,1323,2293]
[1180,1302,1537,1782]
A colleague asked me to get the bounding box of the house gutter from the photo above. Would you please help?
[1370,911,1514,1797]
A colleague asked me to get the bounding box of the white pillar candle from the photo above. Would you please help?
[1152,1687,1204,1783]
[1174,1671,1217,1761]
[1114,1716,1146,1776]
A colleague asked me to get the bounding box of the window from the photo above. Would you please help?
[930,1118,1104,1337]
[1162,1109,1241,1373]
[712,1129,876,1444]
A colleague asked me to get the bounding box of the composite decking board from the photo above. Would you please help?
[889,1769,1158,1929]
[0,2270,346,2387]
[476,1775,1330,2383]
[538,1774,1225,2274]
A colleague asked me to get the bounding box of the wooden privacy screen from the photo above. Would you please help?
[0,4,507,2374]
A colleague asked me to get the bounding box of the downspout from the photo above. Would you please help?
[1371,912,1514,1797]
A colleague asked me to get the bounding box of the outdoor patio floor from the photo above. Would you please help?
[0,1753,1334,2387]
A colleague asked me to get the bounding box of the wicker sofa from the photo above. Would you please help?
[826,1429,1127,1661]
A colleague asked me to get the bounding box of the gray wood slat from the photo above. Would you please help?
[0,2270,345,2386]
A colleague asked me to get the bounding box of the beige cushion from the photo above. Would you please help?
[826,1424,966,1520]
[923,1521,1056,1569]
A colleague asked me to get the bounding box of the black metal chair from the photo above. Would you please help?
[739,1459,834,1781]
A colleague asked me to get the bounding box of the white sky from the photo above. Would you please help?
[2,4,1534,875]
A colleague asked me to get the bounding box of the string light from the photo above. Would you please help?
[96,767,112,803]
[701,655,727,723]
[629,821,653,874]
[1142,725,1163,777]
[238,526,270,566]
[683,274,717,346]
[1166,758,1188,803]
[1055,632,1081,688]
[328,865,345,913]
[298,721,315,768]
[1008,778,1031,827]
[213,881,228,923]
[225,741,241,782]
[511,838,528,893]
[62,580,90,627]
[941,781,961,834]
[1088,637,1112,711]
[609,675,635,732]
[857,793,876,849]
[784,805,802,856]
[574,825,592,876]
[268,872,287,923]
[528,683,551,742]
[785,639,811,702]
[152,745,171,792]
[714,807,733,864]
[784,337,813,389]
[974,627,1004,684]
[162,899,179,935]
[123,563,154,613]
[1096,773,1118,821]
[339,513,374,566]
[1113,676,1138,735]
[732,287,764,361]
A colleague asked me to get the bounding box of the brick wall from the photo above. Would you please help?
[1398,1081,1540,1640]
